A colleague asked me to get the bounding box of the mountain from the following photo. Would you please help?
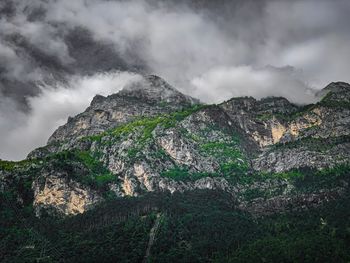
[47,75,199,144]
[1,77,350,262]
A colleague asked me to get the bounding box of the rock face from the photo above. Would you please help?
[48,75,199,144]
[33,173,102,217]
[2,77,350,216]
[220,96,299,147]
[316,81,350,99]
[253,141,350,173]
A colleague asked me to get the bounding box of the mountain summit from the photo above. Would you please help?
[119,75,198,105]
[48,75,199,144]
[316,81,350,104]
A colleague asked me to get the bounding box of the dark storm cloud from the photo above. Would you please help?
[1,0,350,160]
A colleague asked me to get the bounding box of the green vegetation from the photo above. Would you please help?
[200,140,240,156]
[85,104,207,144]
[241,186,288,201]
[0,191,157,263]
[0,159,38,172]
[291,165,350,192]
[317,91,350,109]
[255,104,316,122]
[159,137,249,182]
[46,150,119,192]
[79,104,209,164]
[272,135,350,152]
[249,164,348,184]
[318,99,350,109]
[151,190,350,263]
[158,134,347,187]
[1,94,350,262]
[255,112,275,121]
[1,186,350,262]
[0,150,117,201]
[202,139,249,178]
[236,164,350,201]
[0,160,18,171]
[220,160,249,176]
[160,162,349,192]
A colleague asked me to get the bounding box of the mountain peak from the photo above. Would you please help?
[317,81,350,103]
[317,81,350,96]
[118,74,199,105]
[324,81,350,90]
[47,75,200,144]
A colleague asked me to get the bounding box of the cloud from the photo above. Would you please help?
[0,1,72,84]
[191,65,317,104]
[43,0,239,88]
[39,0,350,89]
[2,0,350,93]
[0,40,42,82]
[0,13,73,65]
[0,71,142,160]
[255,0,350,87]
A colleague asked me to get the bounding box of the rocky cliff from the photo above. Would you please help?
[48,75,199,144]
[1,77,349,218]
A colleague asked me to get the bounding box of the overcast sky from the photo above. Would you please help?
[1,0,350,160]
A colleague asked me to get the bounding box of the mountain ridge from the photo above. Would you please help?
[0,75,348,216]
[1,76,350,262]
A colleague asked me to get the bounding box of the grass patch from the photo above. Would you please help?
[0,159,38,172]
[84,104,207,144]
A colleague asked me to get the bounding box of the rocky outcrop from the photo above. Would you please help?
[220,86,350,149]
[157,128,219,172]
[253,142,350,173]
[316,81,350,100]
[158,177,233,194]
[220,96,299,147]
[48,75,199,144]
[33,173,102,217]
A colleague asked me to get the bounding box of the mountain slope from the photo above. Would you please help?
[47,75,199,144]
[0,76,349,262]
[2,77,350,215]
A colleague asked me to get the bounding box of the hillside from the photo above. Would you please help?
[1,76,350,262]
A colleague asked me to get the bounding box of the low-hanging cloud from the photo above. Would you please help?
[191,65,317,104]
[1,0,350,160]
[0,72,142,160]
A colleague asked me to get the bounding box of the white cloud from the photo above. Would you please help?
[0,71,142,160]
[191,65,317,104]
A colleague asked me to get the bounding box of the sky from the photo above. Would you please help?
[0,0,350,160]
